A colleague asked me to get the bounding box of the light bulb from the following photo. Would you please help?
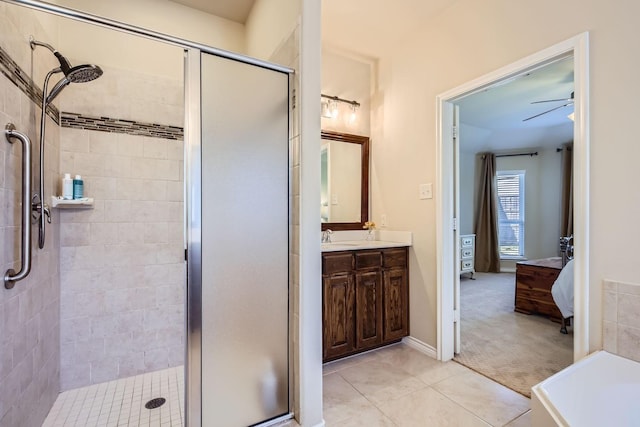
[321,101,332,118]
[330,100,339,119]
[348,105,358,124]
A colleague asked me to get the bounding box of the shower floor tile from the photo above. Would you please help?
[42,366,184,427]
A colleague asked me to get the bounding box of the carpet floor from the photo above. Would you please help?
[454,272,573,397]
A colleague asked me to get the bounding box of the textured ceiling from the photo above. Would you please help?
[457,57,575,152]
[457,57,574,130]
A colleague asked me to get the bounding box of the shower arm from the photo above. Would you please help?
[34,68,61,249]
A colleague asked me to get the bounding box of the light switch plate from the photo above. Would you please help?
[419,183,433,199]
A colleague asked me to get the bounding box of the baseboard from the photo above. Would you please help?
[500,267,516,273]
[402,336,437,359]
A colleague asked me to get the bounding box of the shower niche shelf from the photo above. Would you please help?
[51,196,94,209]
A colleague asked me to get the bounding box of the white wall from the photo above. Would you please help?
[245,0,300,62]
[373,0,640,352]
[298,0,324,424]
[321,50,372,136]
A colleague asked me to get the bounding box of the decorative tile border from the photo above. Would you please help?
[61,112,184,140]
[0,45,184,141]
[0,45,59,123]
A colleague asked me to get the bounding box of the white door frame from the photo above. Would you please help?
[436,33,590,362]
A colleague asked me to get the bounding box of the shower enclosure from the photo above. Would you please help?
[1,1,294,426]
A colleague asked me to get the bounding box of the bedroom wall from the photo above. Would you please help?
[495,148,562,271]
[458,123,564,270]
[458,148,476,236]
[371,0,640,352]
[459,123,491,236]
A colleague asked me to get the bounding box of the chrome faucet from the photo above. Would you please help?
[322,229,333,243]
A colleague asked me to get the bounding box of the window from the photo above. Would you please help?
[496,171,525,258]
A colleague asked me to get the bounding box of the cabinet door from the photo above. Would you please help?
[355,270,383,350]
[383,267,409,341]
[323,274,356,360]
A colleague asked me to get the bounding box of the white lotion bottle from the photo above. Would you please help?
[62,173,73,200]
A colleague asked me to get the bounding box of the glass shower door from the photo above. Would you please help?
[197,52,290,426]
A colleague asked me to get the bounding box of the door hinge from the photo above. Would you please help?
[184,249,188,262]
[453,217,458,231]
[453,309,460,323]
[452,125,458,139]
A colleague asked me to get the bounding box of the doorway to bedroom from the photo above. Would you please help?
[452,56,575,396]
[436,34,590,397]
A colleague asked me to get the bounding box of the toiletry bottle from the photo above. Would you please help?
[62,173,73,200]
[73,175,84,199]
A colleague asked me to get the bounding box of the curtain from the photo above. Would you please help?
[474,153,500,272]
[560,143,573,238]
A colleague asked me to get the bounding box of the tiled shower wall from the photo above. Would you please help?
[269,25,301,418]
[58,66,185,390]
[0,4,61,427]
[602,280,640,362]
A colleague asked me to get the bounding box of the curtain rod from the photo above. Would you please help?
[495,151,538,158]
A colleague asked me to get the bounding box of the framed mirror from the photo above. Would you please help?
[321,130,369,231]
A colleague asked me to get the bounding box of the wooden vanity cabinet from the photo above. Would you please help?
[322,253,356,360]
[322,247,409,362]
[354,252,384,350]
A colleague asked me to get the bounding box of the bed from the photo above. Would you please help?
[552,236,574,334]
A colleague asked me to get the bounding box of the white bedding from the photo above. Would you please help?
[551,259,574,318]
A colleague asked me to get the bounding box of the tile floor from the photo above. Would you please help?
[43,343,531,426]
[322,343,531,426]
[42,366,184,427]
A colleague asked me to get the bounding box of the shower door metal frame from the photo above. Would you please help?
[186,49,294,427]
[3,2,294,426]
[184,49,202,427]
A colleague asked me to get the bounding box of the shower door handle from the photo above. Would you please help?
[4,123,32,289]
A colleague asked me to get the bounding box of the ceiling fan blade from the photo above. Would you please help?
[523,103,572,122]
[531,98,573,104]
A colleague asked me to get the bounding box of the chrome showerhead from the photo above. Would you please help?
[66,64,103,83]
[30,36,103,102]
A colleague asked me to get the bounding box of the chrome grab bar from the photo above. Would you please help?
[4,123,32,289]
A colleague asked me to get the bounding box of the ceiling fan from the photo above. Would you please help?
[523,91,574,122]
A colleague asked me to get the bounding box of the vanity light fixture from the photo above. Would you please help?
[321,93,360,121]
